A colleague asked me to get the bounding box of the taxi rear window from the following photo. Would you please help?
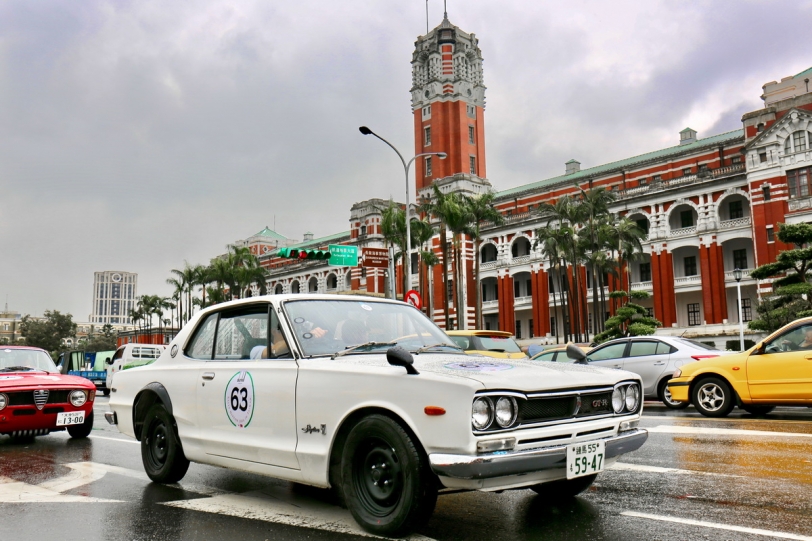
[475,335,522,353]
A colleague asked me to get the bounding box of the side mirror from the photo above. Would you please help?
[566,343,587,363]
[386,346,419,375]
[105,357,113,365]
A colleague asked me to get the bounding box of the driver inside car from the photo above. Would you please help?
[780,326,812,350]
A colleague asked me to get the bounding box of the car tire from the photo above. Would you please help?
[740,405,775,416]
[692,377,735,418]
[141,404,190,483]
[658,378,689,410]
[67,410,94,438]
[102,389,111,397]
[530,474,597,498]
[340,414,437,537]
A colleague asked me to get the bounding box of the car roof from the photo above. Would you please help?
[446,330,514,337]
[0,345,47,352]
[197,293,404,314]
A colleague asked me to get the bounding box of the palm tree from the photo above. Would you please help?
[410,217,435,314]
[208,257,236,302]
[380,200,407,297]
[420,186,454,329]
[421,249,440,320]
[535,227,565,343]
[441,192,473,330]
[578,187,616,336]
[465,192,504,329]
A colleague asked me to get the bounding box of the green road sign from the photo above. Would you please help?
[328,244,359,267]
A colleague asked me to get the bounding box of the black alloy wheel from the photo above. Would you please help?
[692,377,735,418]
[67,410,94,438]
[340,414,437,537]
[659,378,690,410]
[141,403,190,483]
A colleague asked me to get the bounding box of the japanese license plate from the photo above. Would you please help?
[566,440,605,479]
[56,411,85,426]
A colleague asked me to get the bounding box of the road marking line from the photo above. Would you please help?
[610,462,742,478]
[647,425,812,438]
[54,462,229,496]
[0,476,122,503]
[89,434,139,444]
[162,486,435,540]
[622,511,812,541]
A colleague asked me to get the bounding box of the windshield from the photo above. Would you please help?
[0,348,58,372]
[473,335,523,353]
[674,338,720,351]
[283,299,458,357]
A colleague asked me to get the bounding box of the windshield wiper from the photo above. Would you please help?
[332,341,397,359]
[0,366,40,372]
[415,343,464,354]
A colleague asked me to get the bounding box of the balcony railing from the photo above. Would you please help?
[724,269,754,282]
[668,225,697,237]
[514,295,533,307]
[719,217,751,229]
[482,300,499,310]
[616,163,745,200]
[630,281,653,291]
[480,260,500,270]
[674,275,702,287]
[511,255,532,266]
[788,197,812,211]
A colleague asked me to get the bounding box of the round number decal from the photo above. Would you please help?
[224,371,255,428]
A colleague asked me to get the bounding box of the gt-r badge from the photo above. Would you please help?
[302,424,326,435]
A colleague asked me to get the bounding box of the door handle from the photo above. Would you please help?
[202,372,215,380]
[653,362,665,366]
[805,356,812,360]
[613,365,622,369]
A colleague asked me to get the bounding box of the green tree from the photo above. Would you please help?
[380,200,408,297]
[749,222,812,332]
[20,310,77,356]
[594,291,661,343]
[83,323,118,352]
[465,192,504,329]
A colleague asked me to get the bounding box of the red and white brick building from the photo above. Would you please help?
[240,16,812,345]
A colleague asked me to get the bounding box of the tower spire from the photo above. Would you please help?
[444,0,448,19]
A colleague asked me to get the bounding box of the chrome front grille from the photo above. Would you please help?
[33,390,49,410]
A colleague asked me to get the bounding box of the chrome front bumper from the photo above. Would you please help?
[429,428,648,480]
[104,411,117,425]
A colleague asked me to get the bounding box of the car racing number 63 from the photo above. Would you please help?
[225,371,255,428]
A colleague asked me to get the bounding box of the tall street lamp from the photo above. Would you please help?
[733,268,744,351]
[359,126,446,298]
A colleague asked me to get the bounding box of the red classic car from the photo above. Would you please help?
[0,346,96,440]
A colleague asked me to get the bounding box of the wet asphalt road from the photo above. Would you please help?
[1,398,811,541]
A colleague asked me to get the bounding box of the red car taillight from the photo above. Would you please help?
[691,354,719,361]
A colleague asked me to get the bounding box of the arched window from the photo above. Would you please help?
[785,131,811,154]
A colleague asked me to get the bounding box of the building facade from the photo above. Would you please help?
[228,16,811,346]
[90,271,138,325]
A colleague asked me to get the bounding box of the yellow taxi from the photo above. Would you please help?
[667,316,812,417]
[445,330,528,359]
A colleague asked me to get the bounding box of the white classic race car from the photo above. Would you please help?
[106,294,648,537]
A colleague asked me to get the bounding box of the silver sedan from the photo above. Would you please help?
[569,336,727,409]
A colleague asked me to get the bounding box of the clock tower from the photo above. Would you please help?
[411,14,488,194]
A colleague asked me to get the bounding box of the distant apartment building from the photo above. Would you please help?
[90,271,138,325]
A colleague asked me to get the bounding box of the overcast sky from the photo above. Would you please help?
[1,0,810,320]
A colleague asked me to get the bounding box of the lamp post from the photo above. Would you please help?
[359,126,446,299]
[733,268,744,351]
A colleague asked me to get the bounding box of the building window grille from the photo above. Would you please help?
[447,279,454,302]
[646,307,654,318]
[684,256,698,276]
[468,125,475,144]
[683,168,691,175]
[733,249,748,269]
[467,105,476,118]
[425,156,432,176]
[763,185,771,201]
[550,316,556,336]
[785,131,811,154]
[767,227,775,243]
[515,320,522,339]
[639,263,651,282]
[639,177,647,186]
[424,127,431,146]
[680,210,694,228]
[787,167,811,198]
[728,200,743,219]
[360,225,367,236]
[688,303,701,326]
[422,105,431,119]
[652,175,661,182]
[759,151,767,163]
[732,156,742,164]
[699,164,709,173]
[469,156,476,175]
[741,298,752,322]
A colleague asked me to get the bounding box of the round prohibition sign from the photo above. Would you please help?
[405,289,422,310]
[225,371,255,428]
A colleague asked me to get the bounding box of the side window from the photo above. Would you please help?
[450,336,470,350]
[588,342,627,361]
[186,313,219,360]
[629,341,659,356]
[269,307,292,359]
[215,305,269,360]
[656,341,675,355]
[112,348,125,361]
[764,323,812,353]
[535,351,556,362]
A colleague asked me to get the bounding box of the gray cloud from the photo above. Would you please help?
[0,0,809,317]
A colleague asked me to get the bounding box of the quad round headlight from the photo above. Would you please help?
[69,390,87,407]
[494,397,518,428]
[472,397,493,430]
[612,386,626,414]
[625,384,640,411]
[0,393,6,410]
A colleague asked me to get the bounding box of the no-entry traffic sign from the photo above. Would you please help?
[404,289,422,309]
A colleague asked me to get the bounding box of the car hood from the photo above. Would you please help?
[337,352,637,391]
[0,372,94,390]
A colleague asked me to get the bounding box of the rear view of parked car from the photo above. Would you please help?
[569,336,725,408]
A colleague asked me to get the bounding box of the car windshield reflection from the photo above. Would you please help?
[283,299,458,358]
[0,348,57,372]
